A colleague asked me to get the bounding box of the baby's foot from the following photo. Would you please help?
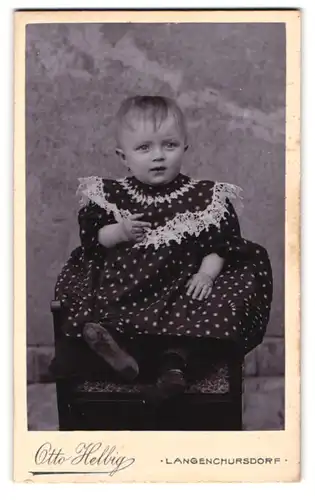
[83,323,139,382]
[144,369,186,407]
[157,368,186,398]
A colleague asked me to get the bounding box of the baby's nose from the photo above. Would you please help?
[152,146,166,161]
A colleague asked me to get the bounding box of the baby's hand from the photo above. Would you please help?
[186,272,214,301]
[120,214,152,243]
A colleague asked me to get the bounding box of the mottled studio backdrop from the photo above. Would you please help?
[26,23,285,430]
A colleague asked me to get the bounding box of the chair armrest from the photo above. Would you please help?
[51,300,63,341]
[51,300,62,312]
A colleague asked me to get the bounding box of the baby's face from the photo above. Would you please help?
[117,114,186,186]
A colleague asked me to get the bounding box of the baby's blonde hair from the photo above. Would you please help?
[115,95,187,146]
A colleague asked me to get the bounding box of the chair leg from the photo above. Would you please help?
[51,302,73,430]
[55,380,74,431]
[228,396,243,430]
[227,353,244,430]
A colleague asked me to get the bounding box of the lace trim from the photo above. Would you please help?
[134,182,242,249]
[117,177,199,206]
[76,177,242,249]
[77,176,132,221]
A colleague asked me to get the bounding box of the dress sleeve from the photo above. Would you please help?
[76,177,118,252]
[78,201,116,252]
[212,200,242,258]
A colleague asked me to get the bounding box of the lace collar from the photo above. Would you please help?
[134,182,242,249]
[117,174,199,206]
[77,175,242,249]
[127,173,188,193]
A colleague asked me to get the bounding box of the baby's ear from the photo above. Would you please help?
[115,148,126,161]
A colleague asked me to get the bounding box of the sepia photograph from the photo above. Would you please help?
[25,20,285,432]
[13,9,300,483]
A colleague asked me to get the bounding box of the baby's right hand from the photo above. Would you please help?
[120,213,152,243]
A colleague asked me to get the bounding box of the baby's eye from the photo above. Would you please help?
[136,144,150,152]
[164,142,179,150]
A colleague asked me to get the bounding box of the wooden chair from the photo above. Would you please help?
[51,300,244,431]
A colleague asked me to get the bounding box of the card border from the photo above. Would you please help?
[14,9,301,483]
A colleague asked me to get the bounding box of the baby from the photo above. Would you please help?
[54,95,273,399]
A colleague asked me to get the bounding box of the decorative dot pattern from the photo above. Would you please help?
[55,174,273,355]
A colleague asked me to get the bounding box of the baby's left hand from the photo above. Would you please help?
[186,272,214,301]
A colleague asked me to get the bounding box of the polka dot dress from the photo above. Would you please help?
[55,174,273,355]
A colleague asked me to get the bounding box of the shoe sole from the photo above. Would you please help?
[83,322,139,381]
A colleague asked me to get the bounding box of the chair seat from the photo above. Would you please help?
[51,301,244,430]
[76,362,230,395]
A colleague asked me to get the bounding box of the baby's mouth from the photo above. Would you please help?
[150,166,167,172]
